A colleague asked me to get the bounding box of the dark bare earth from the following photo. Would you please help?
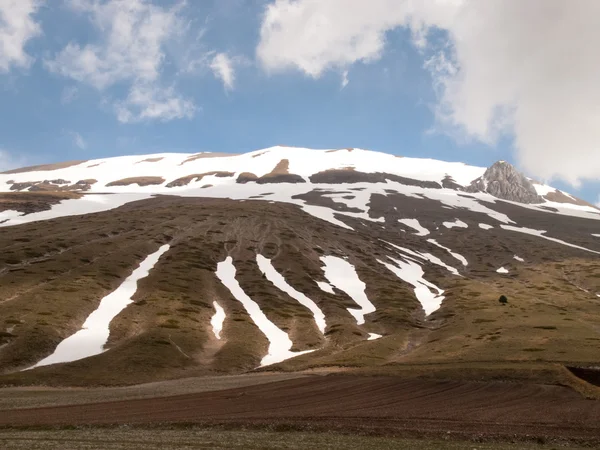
[1,375,599,446]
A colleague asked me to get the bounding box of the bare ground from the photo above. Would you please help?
[1,375,599,446]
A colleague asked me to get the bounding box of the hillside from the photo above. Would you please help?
[0,146,599,387]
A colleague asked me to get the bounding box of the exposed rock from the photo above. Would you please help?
[166,172,234,188]
[106,177,165,187]
[236,172,258,184]
[309,169,441,189]
[467,161,543,204]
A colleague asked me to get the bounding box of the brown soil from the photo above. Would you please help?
[1,161,87,175]
[256,159,305,184]
[544,190,599,209]
[136,157,164,164]
[166,172,234,188]
[106,177,165,187]
[0,192,82,214]
[1,375,599,445]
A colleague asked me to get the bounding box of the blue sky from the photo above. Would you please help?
[0,0,599,204]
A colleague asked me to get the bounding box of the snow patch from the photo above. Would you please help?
[398,218,429,236]
[211,301,226,340]
[496,267,509,274]
[379,257,445,316]
[427,239,468,267]
[367,333,382,341]
[31,244,170,368]
[316,280,335,294]
[216,256,313,366]
[257,255,326,334]
[385,241,461,276]
[321,256,376,325]
[514,255,525,262]
[443,219,468,229]
[501,225,600,255]
[479,223,494,230]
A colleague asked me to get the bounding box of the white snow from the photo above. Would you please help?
[210,301,226,340]
[514,255,525,262]
[593,234,600,238]
[379,257,445,316]
[256,255,326,334]
[2,147,597,233]
[496,267,509,274]
[32,244,170,368]
[532,183,557,196]
[479,223,494,230]
[0,210,24,223]
[398,218,429,236]
[367,333,382,341]
[216,256,313,366]
[443,219,468,229]
[427,239,468,266]
[501,225,600,255]
[385,241,461,276]
[320,256,376,325]
[316,280,336,294]
[0,193,152,228]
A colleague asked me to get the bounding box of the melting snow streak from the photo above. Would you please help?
[427,239,468,267]
[33,244,171,368]
[257,255,326,334]
[501,225,600,255]
[211,302,226,340]
[321,256,375,325]
[379,257,445,316]
[216,257,313,366]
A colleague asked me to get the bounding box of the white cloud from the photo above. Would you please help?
[257,0,600,185]
[0,0,42,72]
[69,131,87,149]
[210,52,235,90]
[46,0,195,122]
[115,83,195,123]
[341,70,349,89]
[61,86,79,104]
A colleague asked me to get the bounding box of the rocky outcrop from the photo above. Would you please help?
[467,161,542,204]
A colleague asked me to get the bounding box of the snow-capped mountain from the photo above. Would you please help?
[0,147,599,386]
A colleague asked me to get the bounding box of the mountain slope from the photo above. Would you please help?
[0,147,599,386]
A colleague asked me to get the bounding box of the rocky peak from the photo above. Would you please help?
[466,161,543,204]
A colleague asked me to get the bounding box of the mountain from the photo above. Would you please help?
[0,146,599,387]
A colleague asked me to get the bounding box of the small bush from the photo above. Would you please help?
[498,295,508,305]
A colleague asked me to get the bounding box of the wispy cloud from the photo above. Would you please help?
[45,0,195,123]
[69,131,87,150]
[210,52,235,91]
[341,70,349,89]
[0,148,27,172]
[60,86,79,104]
[0,0,42,72]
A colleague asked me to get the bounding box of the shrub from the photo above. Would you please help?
[498,295,508,305]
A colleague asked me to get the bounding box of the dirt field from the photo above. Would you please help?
[0,428,589,450]
[1,375,599,446]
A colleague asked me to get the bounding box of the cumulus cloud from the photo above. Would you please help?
[0,0,42,72]
[46,0,195,123]
[257,0,600,185]
[210,52,235,90]
[115,83,195,123]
